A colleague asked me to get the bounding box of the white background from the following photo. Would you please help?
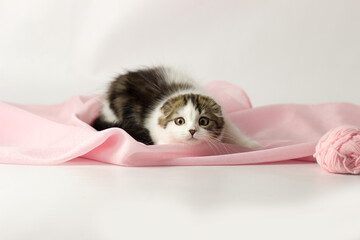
[0,1,360,239]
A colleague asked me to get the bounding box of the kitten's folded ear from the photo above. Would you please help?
[212,104,223,117]
[160,95,186,117]
[158,102,174,128]
[160,102,172,117]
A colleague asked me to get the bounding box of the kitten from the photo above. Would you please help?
[93,66,260,148]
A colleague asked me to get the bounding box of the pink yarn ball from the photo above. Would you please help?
[314,126,360,174]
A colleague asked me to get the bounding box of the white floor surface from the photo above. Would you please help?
[1,161,359,240]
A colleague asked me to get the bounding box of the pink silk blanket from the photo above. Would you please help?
[1,81,360,166]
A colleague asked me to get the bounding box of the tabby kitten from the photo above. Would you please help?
[93,66,259,148]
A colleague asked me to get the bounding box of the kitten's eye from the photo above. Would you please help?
[199,117,210,126]
[174,117,185,125]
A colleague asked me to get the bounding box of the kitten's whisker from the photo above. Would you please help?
[220,142,232,155]
[205,140,217,155]
[207,140,221,155]
[210,138,223,154]
[210,136,231,155]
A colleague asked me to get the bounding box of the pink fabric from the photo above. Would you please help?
[1,81,360,166]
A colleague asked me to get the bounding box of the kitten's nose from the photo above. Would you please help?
[189,129,196,136]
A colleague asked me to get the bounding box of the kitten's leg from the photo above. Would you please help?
[222,116,261,149]
[92,116,119,131]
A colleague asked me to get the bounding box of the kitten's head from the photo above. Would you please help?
[158,94,224,144]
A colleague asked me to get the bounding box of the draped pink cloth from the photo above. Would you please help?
[1,81,360,166]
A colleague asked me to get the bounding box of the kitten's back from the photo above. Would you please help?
[107,66,195,124]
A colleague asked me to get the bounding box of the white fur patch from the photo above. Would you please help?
[101,99,118,122]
